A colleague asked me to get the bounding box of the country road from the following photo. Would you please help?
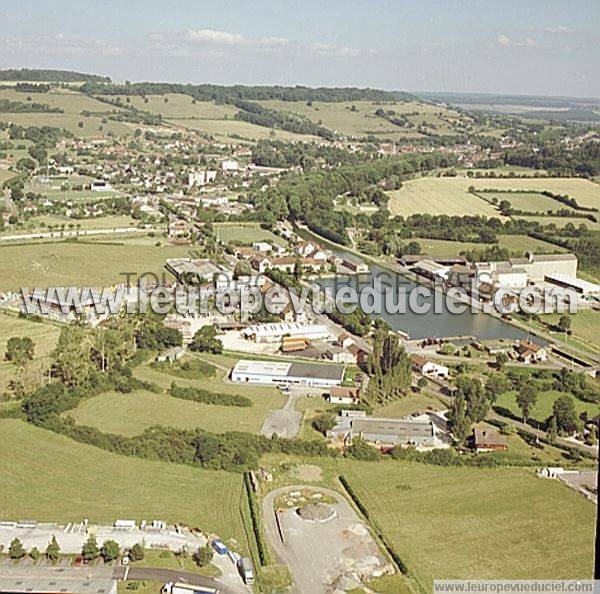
[0,227,152,243]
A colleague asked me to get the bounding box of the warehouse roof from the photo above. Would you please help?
[288,362,345,381]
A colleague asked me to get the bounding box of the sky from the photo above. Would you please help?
[1,0,599,97]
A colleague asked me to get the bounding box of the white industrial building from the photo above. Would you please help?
[241,322,330,343]
[476,253,578,287]
[188,170,217,187]
[231,359,345,387]
[545,273,600,297]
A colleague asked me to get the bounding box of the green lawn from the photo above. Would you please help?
[0,419,248,547]
[374,391,445,417]
[69,386,284,436]
[338,459,595,588]
[495,390,599,423]
[213,223,286,246]
[0,236,191,291]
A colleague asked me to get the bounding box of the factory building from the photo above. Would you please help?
[231,359,345,387]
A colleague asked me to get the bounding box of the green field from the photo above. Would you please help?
[388,176,600,217]
[495,390,599,423]
[519,215,600,231]
[374,391,445,417]
[0,111,132,137]
[169,117,318,143]
[258,99,468,139]
[111,94,239,119]
[470,177,600,210]
[0,236,191,291]
[70,383,284,436]
[0,88,132,137]
[413,234,562,257]
[339,460,595,587]
[0,214,142,236]
[213,222,286,246]
[540,310,600,349]
[0,314,61,394]
[480,191,579,214]
[0,419,248,546]
[496,234,567,253]
[387,177,502,217]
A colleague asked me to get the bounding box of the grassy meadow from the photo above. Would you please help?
[213,222,286,246]
[0,418,249,547]
[169,116,319,143]
[388,176,600,217]
[0,235,191,291]
[0,88,132,137]
[387,177,502,217]
[481,191,579,214]
[69,385,284,436]
[495,390,599,424]
[338,460,595,588]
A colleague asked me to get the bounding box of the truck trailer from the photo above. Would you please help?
[162,581,219,594]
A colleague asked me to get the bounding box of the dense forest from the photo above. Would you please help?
[81,81,407,103]
[505,140,600,176]
[233,100,335,139]
[0,69,111,82]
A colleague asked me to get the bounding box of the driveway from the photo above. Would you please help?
[260,392,302,438]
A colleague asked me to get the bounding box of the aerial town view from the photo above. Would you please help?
[0,2,598,594]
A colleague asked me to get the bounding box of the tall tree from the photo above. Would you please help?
[516,384,538,423]
[82,534,100,563]
[45,535,60,561]
[9,538,26,559]
[365,330,411,404]
[552,395,580,435]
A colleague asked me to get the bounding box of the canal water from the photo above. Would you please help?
[317,259,533,342]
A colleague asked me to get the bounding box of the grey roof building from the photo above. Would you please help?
[327,410,435,448]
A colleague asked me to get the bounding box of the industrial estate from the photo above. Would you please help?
[0,6,599,594]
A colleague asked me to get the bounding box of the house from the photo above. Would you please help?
[337,333,355,349]
[156,346,186,363]
[281,336,310,353]
[473,427,508,452]
[91,179,112,191]
[252,241,273,253]
[348,343,369,364]
[411,355,449,378]
[514,339,547,364]
[188,170,217,187]
[251,255,272,274]
[323,345,356,364]
[326,386,360,405]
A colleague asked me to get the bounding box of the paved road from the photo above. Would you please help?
[114,566,232,593]
[260,392,302,438]
[0,227,152,243]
